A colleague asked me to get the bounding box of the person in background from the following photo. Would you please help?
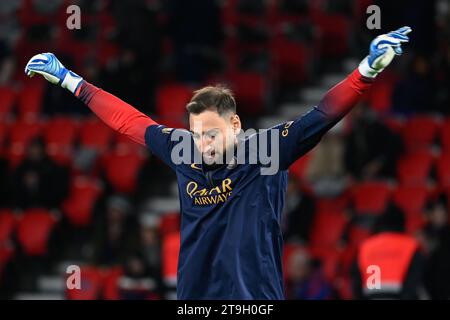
[392,55,436,114]
[305,123,348,197]
[91,195,136,266]
[12,137,69,209]
[420,194,450,299]
[118,252,162,300]
[352,204,425,299]
[344,105,403,181]
[282,176,315,244]
[285,248,333,300]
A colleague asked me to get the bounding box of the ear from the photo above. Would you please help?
[230,114,241,134]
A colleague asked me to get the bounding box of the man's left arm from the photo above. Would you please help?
[276,26,412,170]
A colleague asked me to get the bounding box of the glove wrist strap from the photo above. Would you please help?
[61,70,83,94]
[358,56,381,78]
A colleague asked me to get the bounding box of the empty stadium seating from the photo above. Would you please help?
[79,118,114,152]
[401,116,440,152]
[66,266,103,300]
[396,151,435,186]
[351,181,392,215]
[102,151,146,194]
[16,209,57,257]
[62,177,103,227]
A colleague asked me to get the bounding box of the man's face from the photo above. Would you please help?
[189,110,241,165]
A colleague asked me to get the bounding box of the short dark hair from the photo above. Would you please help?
[186,85,236,116]
[373,203,406,234]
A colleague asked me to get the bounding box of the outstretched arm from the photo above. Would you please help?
[24,53,157,146]
[75,81,156,146]
[275,26,412,169]
[317,26,412,119]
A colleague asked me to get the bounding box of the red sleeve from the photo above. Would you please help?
[75,81,157,146]
[317,68,374,117]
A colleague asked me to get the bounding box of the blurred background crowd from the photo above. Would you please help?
[0,0,449,300]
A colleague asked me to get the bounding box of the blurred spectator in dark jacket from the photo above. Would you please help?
[118,252,163,300]
[0,156,13,206]
[282,176,315,244]
[305,124,348,197]
[138,214,163,274]
[392,55,436,114]
[12,138,69,209]
[352,204,425,299]
[92,195,136,266]
[434,40,450,115]
[285,248,333,300]
[344,106,403,180]
[119,214,164,299]
[419,194,450,299]
[167,0,224,83]
[102,0,162,113]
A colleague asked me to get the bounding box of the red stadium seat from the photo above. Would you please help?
[16,209,57,256]
[79,118,114,152]
[44,117,79,166]
[405,212,426,234]
[311,13,350,57]
[288,152,312,180]
[228,71,267,115]
[440,118,450,152]
[102,267,123,300]
[66,266,103,300]
[102,151,145,194]
[156,84,192,118]
[392,185,428,234]
[347,225,372,247]
[8,120,43,167]
[114,133,145,154]
[392,185,428,215]
[366,71,398,113]
[17,81,45,120]
[161,231,180,285]
[0,209,16,244]
[396,151,434,186]
[309,205,347,248]
[436,153,450,188]
[43,117,79,149]
[46,146,74,167]
[352,181,392,215]
[159,212,181,238]
[315,194,350,213]
[402,116,440,152]
[271,40,309,85]
[62,177,102,227]
[0,86,17,119]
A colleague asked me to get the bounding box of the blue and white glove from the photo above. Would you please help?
[24,53,83,94]
[358,26,412,78]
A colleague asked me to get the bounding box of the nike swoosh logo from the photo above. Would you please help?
[191,163,202,170]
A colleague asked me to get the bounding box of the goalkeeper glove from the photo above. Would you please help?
[24,53,83,94]
[358,26,412,78]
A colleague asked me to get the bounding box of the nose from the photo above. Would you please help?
[201,136,214,153]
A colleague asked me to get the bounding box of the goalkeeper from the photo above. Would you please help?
[25,27,412,299]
